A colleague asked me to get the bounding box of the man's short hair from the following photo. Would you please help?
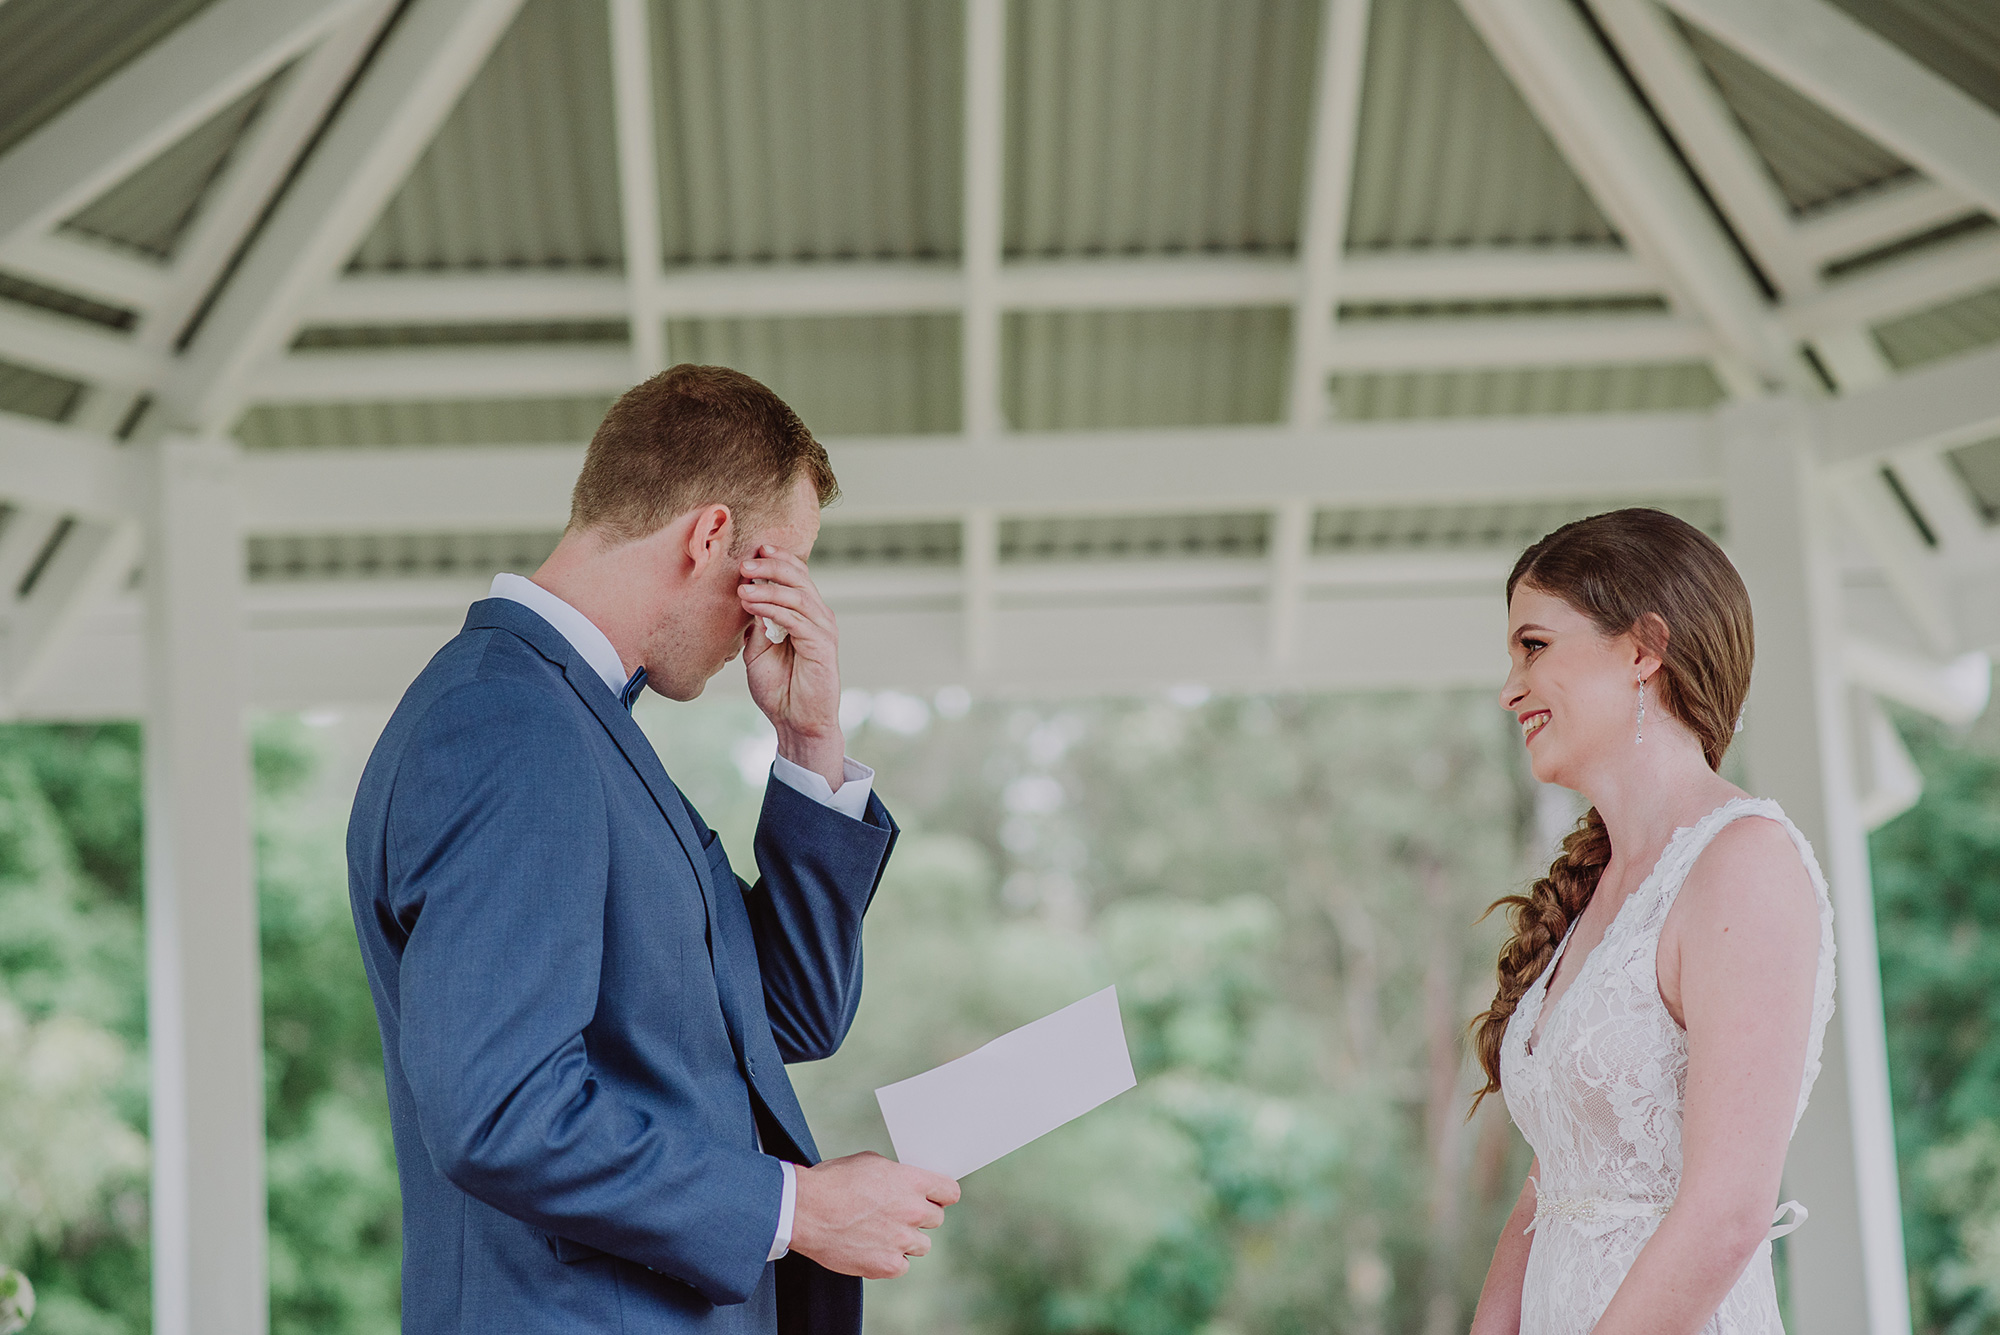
[569,364,838,547]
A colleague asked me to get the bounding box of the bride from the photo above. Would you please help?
[1466,508,1835,1335]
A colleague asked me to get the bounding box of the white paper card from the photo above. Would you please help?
[874,986,1137,1180]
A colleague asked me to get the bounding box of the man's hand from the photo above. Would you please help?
[788,1152,961,1279]
[738,545,844,787]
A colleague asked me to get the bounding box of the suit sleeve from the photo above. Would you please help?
[387,678,782,1305]
[738,776,898,1062]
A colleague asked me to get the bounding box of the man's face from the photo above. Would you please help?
[641,475,821,700]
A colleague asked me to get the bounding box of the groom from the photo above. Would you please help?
[347,364,959,1334]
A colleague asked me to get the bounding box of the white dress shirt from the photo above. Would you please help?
[488,572,877,1261]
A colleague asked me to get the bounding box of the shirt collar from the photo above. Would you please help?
[487,573,630,698]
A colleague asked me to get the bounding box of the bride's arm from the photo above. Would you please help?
[1470,1163,1539,1335]
[1591,816,1821,1335]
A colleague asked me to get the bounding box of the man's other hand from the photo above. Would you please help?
[788,1151,961,1279]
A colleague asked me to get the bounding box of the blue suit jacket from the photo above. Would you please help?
[347,599,895,1334]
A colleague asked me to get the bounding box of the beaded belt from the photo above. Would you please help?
[1525,1178,1807,1242]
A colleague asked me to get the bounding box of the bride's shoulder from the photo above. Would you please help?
[1671,806,1818,944]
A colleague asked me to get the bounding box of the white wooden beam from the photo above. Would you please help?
[0,412,144,519]
[1290,0,1374,426]
[962,507,997,676]
[255,344,633,402]
[1812,342,2000,466]
[1267,499,1314,665]
[143,436,267,1335]
[1337,246,1657,301]
[0,301,160,386]
[0,232,172,312]
[297,250,1671,327]
[4,517,140,708]
[962,0,1006,437]
[1326,311,1713,369]
[1780,226,2000,341]
[1661,0,2000,219]
[1721,397,1913,1335]
[1587,0,1816,298]
[161,0,531,433]
[0,0,370,245]
[608,0,666,377]
[1457,0,1814,395]
[236,413,1720,532]
[1794,179,1977,268]
[138,3,396,362]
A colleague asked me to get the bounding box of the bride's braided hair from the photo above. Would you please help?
[1468,508,1754,1114]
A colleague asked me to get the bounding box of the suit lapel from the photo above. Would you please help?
[463,601,816,1156]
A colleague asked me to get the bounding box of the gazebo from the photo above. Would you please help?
[1,0,1997,1331]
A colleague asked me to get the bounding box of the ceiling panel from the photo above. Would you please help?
[653,0,963,266]
[0,0,218,157]
[1329,363,1725,420]
[1004,306,1289,430]
[1005,0,1319,258]
[1346,0,1619,249]
[0,361,87,425]
[1827,0,2000,117]
[61,65,288,262]
[234,394,617,449]
[667,312,960,436]
[1675,17,1913,216]
[1873,282,2000,371]
[350,0,623,271]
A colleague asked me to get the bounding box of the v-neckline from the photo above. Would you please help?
[1521,806,1728,1058]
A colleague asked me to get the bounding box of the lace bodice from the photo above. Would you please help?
[1499,798,1837,1334]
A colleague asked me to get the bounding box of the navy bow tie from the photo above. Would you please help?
[619,667,647,711]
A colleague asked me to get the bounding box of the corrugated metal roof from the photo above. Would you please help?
[1829,0,2000,117]
[1873,282,2000,371]
[0,270,137,330]
[0,0,218,156]
[1346,0,1618,249]
[246,530,564,582]
[1003,306,1288,430]
[667,313,959,435]
[291,321,629,349]
[655,0,962,265]
[1948,435,2000,523]
[0,360,86,424]
[1329,363,1725,419]
[1338,295,1668,320]
[234,394,617,448]
[1675,18,1912,216]
[61,66,287,262]
[1312,495,1725,552]
[351,0,623,271]
[1003,511,1272,562]
[1004,0,1318,258]
[813,519,962,566]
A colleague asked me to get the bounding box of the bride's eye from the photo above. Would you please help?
[1520,638,1547,656]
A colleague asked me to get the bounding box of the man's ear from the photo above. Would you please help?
[683,504,733,572]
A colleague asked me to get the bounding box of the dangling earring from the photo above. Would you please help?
[1634,672,1647,744]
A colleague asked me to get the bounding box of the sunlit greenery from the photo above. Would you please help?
[0,690,1994,1333]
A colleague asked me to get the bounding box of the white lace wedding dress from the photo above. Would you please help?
[1500,798,1837,1334]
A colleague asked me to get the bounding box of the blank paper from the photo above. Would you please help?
[874,986,1138,1180]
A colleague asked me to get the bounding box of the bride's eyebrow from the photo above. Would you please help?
[1511,623,1556,639]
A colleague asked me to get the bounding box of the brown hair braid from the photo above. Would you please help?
[1468,508,1754,1113]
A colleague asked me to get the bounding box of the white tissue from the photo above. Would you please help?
[762,618,787,644]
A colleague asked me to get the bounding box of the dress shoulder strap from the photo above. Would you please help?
[1648,796,1816,920]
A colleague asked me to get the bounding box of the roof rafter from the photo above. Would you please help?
[608,0,666,378]
[1456,0,1815,397]
[160,0,532,434]
[236,413,1721,533]
[961,0,1006,439]
[0,0,372,246]
[1660,0,2000,219]
[1288,0,1373,427]
[0,412,143,520]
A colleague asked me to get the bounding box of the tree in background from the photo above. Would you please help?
[1871,705,2000,1335]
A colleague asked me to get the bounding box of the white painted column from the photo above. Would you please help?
[143,434,266,1335]
[1721,398,1912,1335]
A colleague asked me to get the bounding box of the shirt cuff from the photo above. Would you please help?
[767,1160,798,1262]
[770,753,875,822]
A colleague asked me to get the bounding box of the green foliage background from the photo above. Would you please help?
[0,690,1993,1333]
